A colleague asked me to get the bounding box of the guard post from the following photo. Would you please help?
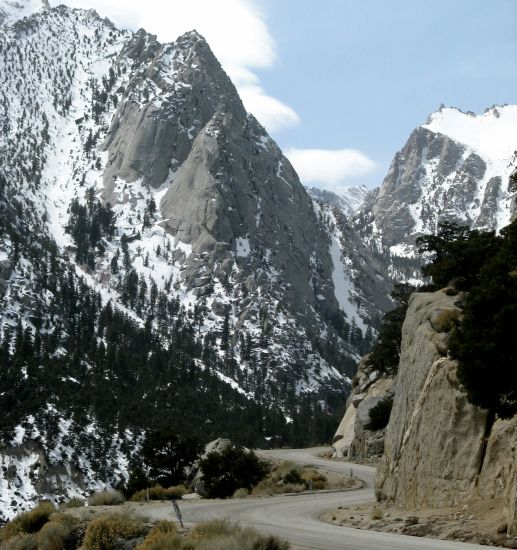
[172,499,184,528]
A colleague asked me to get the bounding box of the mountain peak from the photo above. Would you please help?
[423,104,517,160]
[0,0,43,25]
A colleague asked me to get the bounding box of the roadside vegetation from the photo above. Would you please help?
[0,505,290,550]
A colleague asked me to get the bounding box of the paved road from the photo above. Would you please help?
[140,448,490,550]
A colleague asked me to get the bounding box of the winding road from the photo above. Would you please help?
[140,448,490,550]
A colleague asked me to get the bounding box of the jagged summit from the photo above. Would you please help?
[0,1,392,516]
[423,104,517,160]
[354,103,517,284]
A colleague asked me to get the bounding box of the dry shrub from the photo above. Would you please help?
[83,513,146,550]
[135,521,181,550]
[87,490,126,507]
[0,533,37,550]
[371,505,383,520]
[130,485,187,502]
[61,497,85,509]
[36,521,68,550]
[231,488,249,499]
[301,468,327,490]
[432,307,461,333]
[186,519,236,544]
[278,483,305,494]
[0,502,55,541]
[251,460,327,495]
[185,520,289,550]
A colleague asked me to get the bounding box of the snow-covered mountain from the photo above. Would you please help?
[0,0,43,26]
[2,0,516,522]
[308,185,369,217]
[355,105,517,283]
[0,2,392,517]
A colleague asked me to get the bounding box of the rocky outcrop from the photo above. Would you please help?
[332,357,394,460]
[375,289,517,531]
[102,31,240,199]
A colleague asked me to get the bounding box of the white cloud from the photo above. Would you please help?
[48,0,298,133]
[285,148,376,189]
[239,85,300,132]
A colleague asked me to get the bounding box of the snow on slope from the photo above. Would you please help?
[424,105,517,161]
[422,105,517,232]
[0,0,44,26]
[308,185,369,218]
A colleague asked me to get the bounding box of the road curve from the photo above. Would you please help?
[140,448,490,550]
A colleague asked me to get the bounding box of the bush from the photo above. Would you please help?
[83,514,146,550]
[232,488,250,499]
[365,397,393,431]
[277,483,305,494]
[431,307,461,333]
[87,490,126,506]
[0,534,37,550]
[185,520,289,550]
[135,521,180,550]
[0,502,55,541]
[36,521,68,550]
[141,427,203,487]
[124,467,149,498]
[61,496,85,509]
[419,218,517,418]
[130,485,187,502]
[416,221,502,291]
[301,469,327,490]
[282,469,303,485]
[371,505,383,520]
[199,447,269,499]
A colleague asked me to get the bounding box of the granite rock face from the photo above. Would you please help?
[332,356,394,460]
[375,290,517,530]
[355,106,517,283]
[96,26,388,392]
[102,31,240,199]
[375,291,489,507]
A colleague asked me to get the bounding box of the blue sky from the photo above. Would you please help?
[42,0,517,191]
[257,0,517,189]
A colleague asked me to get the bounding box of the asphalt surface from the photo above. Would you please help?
[141,447,490,550]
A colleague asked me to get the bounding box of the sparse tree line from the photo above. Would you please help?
[366,219,517,420]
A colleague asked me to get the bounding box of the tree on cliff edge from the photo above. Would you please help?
[418,219,517,418]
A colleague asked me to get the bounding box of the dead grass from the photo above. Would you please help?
[0,502,56,541]
[130,485,187,502]
[251,460,330,496]
[87,490,126,507]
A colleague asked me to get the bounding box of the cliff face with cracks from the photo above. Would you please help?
[375,290,517,534]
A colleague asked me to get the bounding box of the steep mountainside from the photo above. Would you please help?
[308,185,369,218]
[376,289,517,534]
[0,3,392,518]
[355,105,517,283]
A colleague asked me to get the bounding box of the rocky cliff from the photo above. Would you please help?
[355,106,517,284]
[375,289,517,534]
[331,356,393,461]
[0,2,394,518]
[0,0,393,433]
